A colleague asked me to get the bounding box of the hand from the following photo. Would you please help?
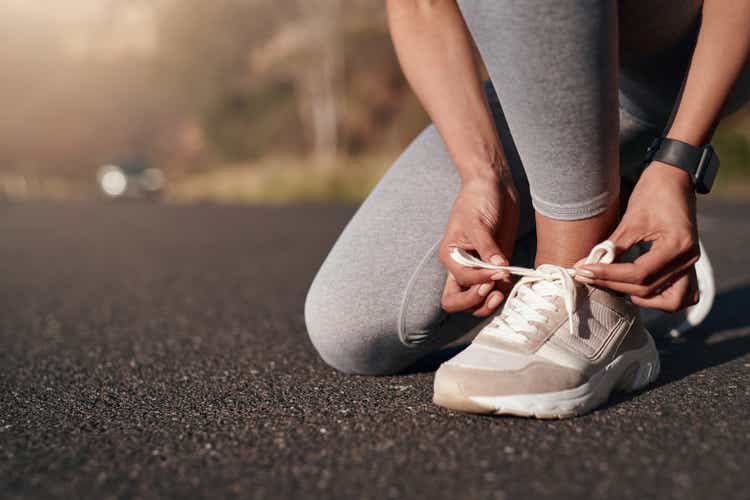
[439,177,519,317]
[574,161,701,311]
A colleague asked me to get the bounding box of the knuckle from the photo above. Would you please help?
[451,267,467,281]
[675,234,697,256]
[643,283,660,297]
[441,298,456,312]
[472,308,489,318]
[632,268,649,286]
[453,271,472,287]
[466,271,490,287]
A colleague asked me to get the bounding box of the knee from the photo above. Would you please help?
[304,277,422,376]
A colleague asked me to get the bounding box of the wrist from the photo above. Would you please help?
[458,159,512,188]
[644,160,694,192]
[460,169,500,188]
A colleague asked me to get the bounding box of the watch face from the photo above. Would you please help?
[696,147,719,194]
[698,160,718,194]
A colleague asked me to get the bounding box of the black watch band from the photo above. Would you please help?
[643,137,719,194]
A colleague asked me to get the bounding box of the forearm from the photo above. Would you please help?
[385,0,508,185]
[666,0,750,146]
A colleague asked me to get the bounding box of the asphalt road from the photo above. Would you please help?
[1,200,749,500]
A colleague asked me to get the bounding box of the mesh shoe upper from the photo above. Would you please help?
[437,242,650,397]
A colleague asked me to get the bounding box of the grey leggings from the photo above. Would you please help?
[305,0,750,375]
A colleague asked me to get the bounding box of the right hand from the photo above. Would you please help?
[438,177,519,317]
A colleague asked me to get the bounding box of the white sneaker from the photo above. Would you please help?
[641,240,715,338]
[433,242,660,418]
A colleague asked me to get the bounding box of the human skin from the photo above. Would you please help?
[386,0,750,315]
[386,0,519,317]
[576,0,750,311]
[386,0,617,314]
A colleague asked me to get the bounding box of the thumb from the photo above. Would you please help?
[473,226,507,266]
[606,217,641,259]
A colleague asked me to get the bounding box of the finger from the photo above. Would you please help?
[686,266,701,305]
[575,243,668,285]
[609,230,639,255]
[442,272,462,296]
[630,270,698,312]
[571,227,638,270]
[441,274,488,313]
[471,290,505,318]
[447,261,500,288]
[494,274,515,298]
[471,226,508,267]
[576,238,696,287]
[469,227,511,281]
[575,257,694,298]
[574,275,650,297]
[439,245,500,287]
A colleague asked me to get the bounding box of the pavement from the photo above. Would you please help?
[1,200,749,500]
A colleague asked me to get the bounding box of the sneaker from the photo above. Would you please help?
[640,239,715,338]
[433,241,660,418]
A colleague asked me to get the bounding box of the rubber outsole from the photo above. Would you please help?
[432,333,660,419]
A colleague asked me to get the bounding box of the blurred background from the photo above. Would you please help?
[1,0,749,204]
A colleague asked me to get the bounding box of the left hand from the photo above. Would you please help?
[574,161,701,312]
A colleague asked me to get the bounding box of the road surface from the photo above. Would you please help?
[1,200,749,499]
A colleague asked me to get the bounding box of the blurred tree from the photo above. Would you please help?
[0,0,428,186]
[156,0,422,165]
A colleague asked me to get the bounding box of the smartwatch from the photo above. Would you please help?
[643,137,720,194]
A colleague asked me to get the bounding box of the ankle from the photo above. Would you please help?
[534,199,619,268]
[535,248,592,269]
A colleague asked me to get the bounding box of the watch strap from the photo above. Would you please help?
[644,137,719,194]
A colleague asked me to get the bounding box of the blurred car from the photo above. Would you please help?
[97,163,165,200]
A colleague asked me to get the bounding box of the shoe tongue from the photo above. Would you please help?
[527,278,563,298]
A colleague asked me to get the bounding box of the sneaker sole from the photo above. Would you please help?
[433,331,660,419]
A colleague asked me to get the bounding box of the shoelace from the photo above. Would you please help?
[450,241,616,343]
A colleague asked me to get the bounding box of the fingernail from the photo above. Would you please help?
[575,275,594,284]
[574,267,596,278]
[490,255,507,266]
[478,283,492,296]
[491,272,507,281]
[488,294,502,309]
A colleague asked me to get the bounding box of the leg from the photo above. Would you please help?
[305,125,464,375]
[305,88,534,375]
[434,3,661,418]
[460,0,621,266]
